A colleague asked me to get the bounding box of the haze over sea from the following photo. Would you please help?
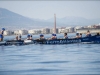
[0,34,100,75]
[0,1,100,29]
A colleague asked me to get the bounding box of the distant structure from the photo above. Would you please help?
[54,14,56,34]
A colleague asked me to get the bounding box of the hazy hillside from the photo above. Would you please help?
[0,8,100,30]
[47,16,100,26]
[0,8,53,29]
[0,8,33,25]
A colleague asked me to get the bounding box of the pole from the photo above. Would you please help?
[54,14,56,34]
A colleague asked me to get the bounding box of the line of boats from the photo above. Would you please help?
[0,35,100,46]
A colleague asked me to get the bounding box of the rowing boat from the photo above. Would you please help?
[0,35,100,46]
[33,35,100,44]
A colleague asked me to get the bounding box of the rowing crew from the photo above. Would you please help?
[21,30,95,40]
[27,30,99,40]
[0,28,99,42]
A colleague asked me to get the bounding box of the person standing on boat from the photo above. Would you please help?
[86,30,91,37]
[51,34,57,40]
[64,33,68,39]
[0,28,5,41]
[40,34,45,40]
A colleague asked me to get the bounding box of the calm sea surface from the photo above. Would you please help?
[0,34,100,75]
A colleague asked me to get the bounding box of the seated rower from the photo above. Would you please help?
[19,34,22,40]
[27,34,30,40]
[0,28,5,41]
[64,33,68,39]
[51,34,57,40]
[86,30,91,37]
[40,34,45,40]
[79,33,82,38]
[76,33,80,38]
[0,32,3,42]
[15,34,19,40]
[1,28,5,34]
[30,35,33,40]
[96,33,99,36]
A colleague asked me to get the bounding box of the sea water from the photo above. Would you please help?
[0,34,100,75]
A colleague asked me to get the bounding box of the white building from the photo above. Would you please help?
[58,28,69,33]
[4,30,13,35]
[66,27,75,33]
[41,28,50,34]
[50,28,53,33]
[28,30,35,34]
[76,29,100,34]
[14,30,28,35]
[14,30,19,35]
[74,26,84,32]
[50,28,58,33]
[88,25,93,28]
[19,30,28,35]
[28,29,42,34]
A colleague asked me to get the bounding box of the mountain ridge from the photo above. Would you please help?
[0,8,100,30]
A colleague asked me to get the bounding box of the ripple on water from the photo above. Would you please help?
[35,60,70,64]
[0,43,100,74]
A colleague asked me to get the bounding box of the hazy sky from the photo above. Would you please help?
[0,1,100,20]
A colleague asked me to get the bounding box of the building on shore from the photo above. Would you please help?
[76,28,100,34]
[68,27,75,33]
[28,30,35,34]
[58,28,69,33]
[74,26,84,32]
[14,30,19,35]
[28,29,42,34]
[65,27,75,33]
[50,28,58,34]
[4,30,13,35]
[41,28,50,34]
[19,30,28,35]
[14,30,28,35]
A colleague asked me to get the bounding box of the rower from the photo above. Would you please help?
[27,34,30,40]
[96,33,99,36]
[0,32,3,41]
[16,34,19,40]
[51,34,57,40]
[76,33,80,38]
[64,33,68,39]
[79,33,82,38]
[40,34,45,40]
[30,35,33,40]
[86,30,91,37]
[0,28,5,41]
[19,34,22,40]
[1,28,5,34]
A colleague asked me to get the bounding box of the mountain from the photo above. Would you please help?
[0,8,33,25]
[0,8,100,30]
[0,8,54,29]
[47,16,100,26]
